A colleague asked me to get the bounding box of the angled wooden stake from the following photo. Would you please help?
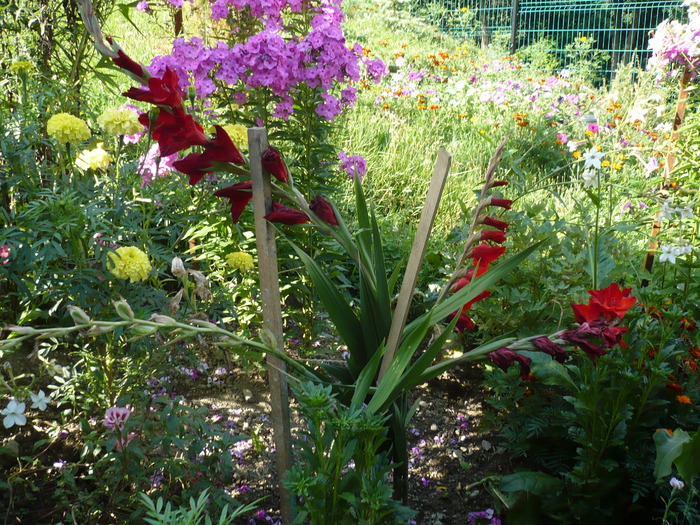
[248,127,294,523]
[378,148,452,381]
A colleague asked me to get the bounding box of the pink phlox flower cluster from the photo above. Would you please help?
[338,150,366,180]
[138,143,178,187]
[104,406,132,430]
[648,1,700,78]
[147,0,383,120]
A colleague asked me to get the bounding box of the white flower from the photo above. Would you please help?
[659,245,677,263]
[658,200,676,221]
[2,399,27,428]
[670,476,685,490]
[30,390,50,411]
[395,56,406,68]
[645,156,659,176]
[679,206,694,220]
[582,169,600,188]
[583,147,604,170]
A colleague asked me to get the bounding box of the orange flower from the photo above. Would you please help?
[683,358,699,373]
[382,104,390,110]
[676,395,692,404]
[689,347,700,359]
[666,382,683,393]
[430,105,439,110]
[656,428,673,436]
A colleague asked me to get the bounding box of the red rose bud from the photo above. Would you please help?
[214,181,253,224]
[265,202,309,225]
[261,146,289,183]
[481,216,508,231]
[124,67,184,109]
[488,197,513,209]
[205,125,246,165]
[309,196,338,226]
[480,230,506,244]
[172,153,214,185]
[113,50,146,80]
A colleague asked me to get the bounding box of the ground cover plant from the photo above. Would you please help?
[1,0,700,523]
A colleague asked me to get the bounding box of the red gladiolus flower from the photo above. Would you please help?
[488,348,532,376]
[532,336,569,363]
[113,50,146,80]
[471,243,506,267]
[265,202,309,225]
[480,230,507,244]
[309,196,338,226]
[488,197,513,209]
[481,216,508,231]
[261,146,289,183]
[214,182,253,224]
[571,283,637,324]
[172,153,213,186]
[150,108,208,156]
[204,125,246,165]
[124,67,184,109]
[559,328,607,363]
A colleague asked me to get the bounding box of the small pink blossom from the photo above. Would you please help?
[104,406,132,430]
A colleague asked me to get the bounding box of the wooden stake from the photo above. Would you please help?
[378,148,452,381]
[248,127,294,523]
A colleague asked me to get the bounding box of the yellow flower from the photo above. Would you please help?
[601,160,611,167]
[97,107,142,136]
[226,251,254,272]
[75,143,111,171]
[9,61,33,74]
[108,246,152,282]
[47,113,91,145]
[222,124,249,151]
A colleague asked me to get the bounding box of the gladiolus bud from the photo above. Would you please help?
[309,196,338,226]
[261,146,289,183]
[114,300,135,321]
[265,202,309,225]
[471,243,506,265]
[488,197,513,209]
[480,230,506,244]
[481,216,508,231]
[112,50,146,80]
[68,306,91,325]
[488,348,532,376]
[491,180,508,187]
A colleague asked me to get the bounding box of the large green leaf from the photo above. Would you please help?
[288,241,364,361]
[521,351,579,392]
[500,471,563,495]
[674,427,700,482]
[654,428,691,480]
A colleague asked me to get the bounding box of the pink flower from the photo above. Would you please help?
[104,406,132,430]
[0,244,10,265]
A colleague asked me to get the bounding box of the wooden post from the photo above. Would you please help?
[641,66,692,286]
[248,127,294,523]
[510,0,520,56]
[378,148,452,381]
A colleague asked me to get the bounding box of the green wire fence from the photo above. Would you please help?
[410,0,685,74]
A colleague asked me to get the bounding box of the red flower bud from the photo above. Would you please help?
[480,230,506,244]
[309,196,338,226]
[481,216,508,231]
[491,180,508,187]
[488,348,532,376]
[488,197,513,209]
[261,146,289,183]
[471,243,506,266]
[265,202,309,225]
[113,50,146,80]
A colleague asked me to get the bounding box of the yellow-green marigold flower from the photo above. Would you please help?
[222,124,248,151]
[47,113,91,145]
[226,251,254,272]
[9,61,33,74]
[75,143,112,171]
[108,246,152,282]
[97,107,142,136]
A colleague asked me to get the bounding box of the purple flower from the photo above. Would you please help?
[338,150,367,180]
